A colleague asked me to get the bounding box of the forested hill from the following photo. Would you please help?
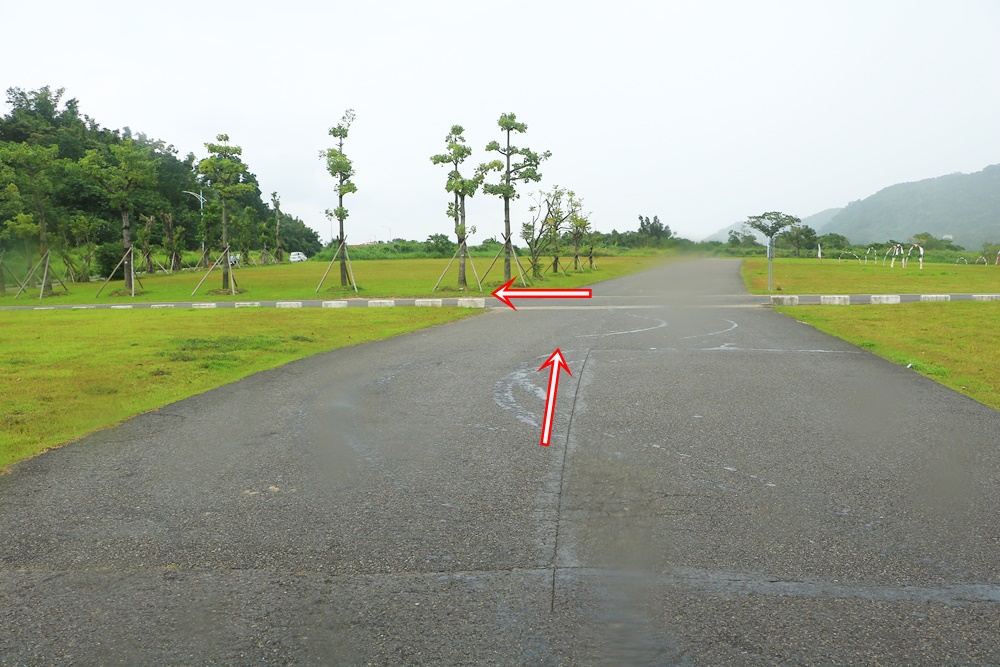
[801,207,842,231]
[821,164,1000,249]
[0,85,322,280]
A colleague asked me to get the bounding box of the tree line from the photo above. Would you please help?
[1,86,708,296]
[0,86,321,292]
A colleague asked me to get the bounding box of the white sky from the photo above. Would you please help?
[4,0,999,243]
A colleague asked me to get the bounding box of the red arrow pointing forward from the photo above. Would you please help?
[491,278,593,311]
[538,348,572,447]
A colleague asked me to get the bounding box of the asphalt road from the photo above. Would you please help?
[2,258,998,665]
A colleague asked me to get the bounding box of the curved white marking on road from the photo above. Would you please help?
[493,366,546,428]
[575,313,668,338]
[701,343,860,354]
[680,319,738,340]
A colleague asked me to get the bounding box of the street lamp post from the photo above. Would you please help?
[183,190,206,265]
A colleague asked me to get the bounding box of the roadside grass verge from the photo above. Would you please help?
[777,302,1000,411]
[0,307,473,470]
[0,254,675,305]
[742,257,1000,294]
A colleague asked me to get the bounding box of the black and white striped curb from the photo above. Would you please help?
[0,298,489,312]
[770,294,1000,306]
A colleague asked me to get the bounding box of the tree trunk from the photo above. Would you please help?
[143,215,154,273]
[457,194,467,288]
[275,215,283,262]
[503,148,513,282]
[338,192,347,287]
[121,205,133,293]
[221,201,230,290]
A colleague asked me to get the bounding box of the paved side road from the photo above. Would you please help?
[1,258,998,665]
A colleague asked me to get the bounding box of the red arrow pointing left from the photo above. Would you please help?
[538,348,572,447]
[491,279,593,311]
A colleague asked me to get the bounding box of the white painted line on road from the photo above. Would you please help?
[700,344,861,354]
[192,303,216,309]
[276,301,302,308]
[576,314,667,338]
[680,319,738,340]
[322,300,349,308]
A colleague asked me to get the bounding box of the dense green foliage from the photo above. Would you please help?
[0,86,320,286]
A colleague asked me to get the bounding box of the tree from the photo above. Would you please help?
[0,181,40,290]
[817,232,850,250]
[480,113,551,281]
[271,191,283,262]
[430,125,483,287]
[424,233,456,257]
[137,213,156,272]
[159,211,183,271]
[521,186,574,278]
[0,142,60,289]
[746,211,800,290]
[80,139,158,292]
[638,214,671,246]
[728,228,761,248]
[569,202,592,270]
[277,215,322,255]
[197,135,254,290]
[320,109,357,286]
[779,224,817,257]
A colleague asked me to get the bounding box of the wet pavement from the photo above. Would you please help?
[1,258,998,665]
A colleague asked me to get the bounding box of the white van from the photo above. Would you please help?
[289,252,307,263]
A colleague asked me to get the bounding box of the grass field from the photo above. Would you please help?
[0,255,673,305]
[776,302,1000,411]
[0,307,475,470]
[742,257,1000,294]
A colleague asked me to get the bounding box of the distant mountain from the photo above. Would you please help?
[822,164,1000,249]
[801,208,843,233]
[700,221,763,243]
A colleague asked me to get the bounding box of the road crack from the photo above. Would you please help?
[551,347,591,611]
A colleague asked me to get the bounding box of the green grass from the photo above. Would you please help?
[0,254,675,305]
[742,257,1000,295]
[776,302,1000,411]
[0,307,473,470]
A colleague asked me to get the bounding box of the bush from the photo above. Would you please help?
[94,242,126,280]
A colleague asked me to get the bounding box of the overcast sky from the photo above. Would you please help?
[4,0,1000,244]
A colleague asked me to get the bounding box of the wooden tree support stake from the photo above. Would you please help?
[315,239,358,294]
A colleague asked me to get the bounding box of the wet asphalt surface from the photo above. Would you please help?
[1,258,998,665]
